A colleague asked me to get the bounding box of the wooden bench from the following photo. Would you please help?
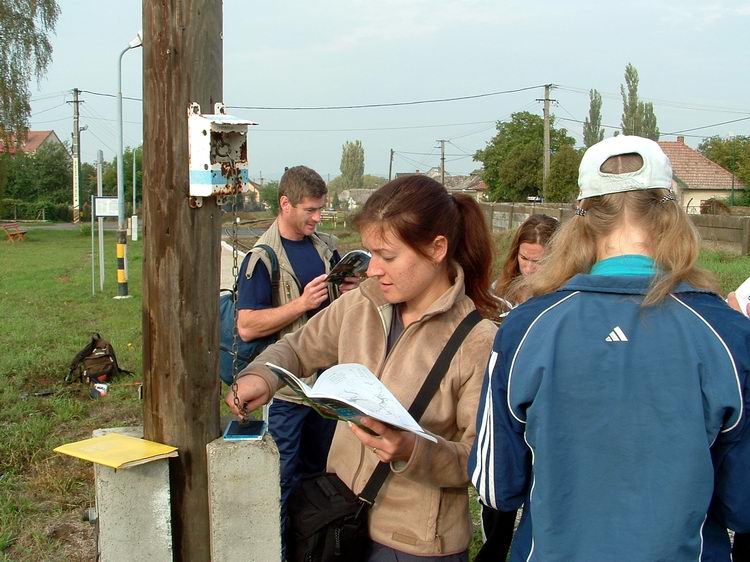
[2,222,28,243]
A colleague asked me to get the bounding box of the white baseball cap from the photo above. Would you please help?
[577,135,673,200]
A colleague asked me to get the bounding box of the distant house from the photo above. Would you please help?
[339,188,376,209]
[658,136,745,212]
[242,179,262,207]
[0,130,65,156]
[397,167,488,201]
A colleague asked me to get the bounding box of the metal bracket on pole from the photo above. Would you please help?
[187,102,256,209]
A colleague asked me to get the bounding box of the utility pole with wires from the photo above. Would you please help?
[388,148,394,181]
[142,2,222,560]
[536,84,556,201]
[436,139,447,185]
[68,88,83,223]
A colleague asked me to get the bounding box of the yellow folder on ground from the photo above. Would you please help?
[54,433,178,470]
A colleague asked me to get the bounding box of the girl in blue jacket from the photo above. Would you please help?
[470,135,750,561]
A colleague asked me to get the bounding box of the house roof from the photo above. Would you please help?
[0,130,62,155]
[405,167,487,192]
[658,136,745,190]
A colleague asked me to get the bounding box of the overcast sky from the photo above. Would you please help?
[30,0,750,183]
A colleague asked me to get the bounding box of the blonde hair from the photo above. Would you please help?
[515,188,717,305]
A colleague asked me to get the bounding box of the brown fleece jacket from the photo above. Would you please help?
[242,266,496,556]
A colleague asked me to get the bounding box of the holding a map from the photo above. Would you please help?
[266,362,437,442]
[225,175,497,560]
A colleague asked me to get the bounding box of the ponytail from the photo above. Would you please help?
[452,194,496,316]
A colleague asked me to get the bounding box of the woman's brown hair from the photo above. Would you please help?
[352,175,496,316]
[494,214,559,302]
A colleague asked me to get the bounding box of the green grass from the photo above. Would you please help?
[1,226,748,561]
[0,229,142,561]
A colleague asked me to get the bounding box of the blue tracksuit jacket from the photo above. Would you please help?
[469,274,750,561]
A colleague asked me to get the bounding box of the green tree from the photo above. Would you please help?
[5,142,71,203]
[548,145,583,202]
[340,140,365,190]
[583,89,604,148]
[474,111,576,201]
[642,102,659,141]
[0,0,60,144]
[362,174,386,190]
[620,63,659,140]
[698,135,750,191]
[327,175,344,194]
[259,180,280,214]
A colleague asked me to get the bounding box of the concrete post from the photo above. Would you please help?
[93,427,173,562]
[206,435,281,562]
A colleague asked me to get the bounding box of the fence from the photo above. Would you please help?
[320,210,347,228]
[479,202,750,255]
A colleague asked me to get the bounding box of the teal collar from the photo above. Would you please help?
[590,255,656,276]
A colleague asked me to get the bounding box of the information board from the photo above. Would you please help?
[94,197,119,218]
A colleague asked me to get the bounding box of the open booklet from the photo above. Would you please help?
[266,362,437,442]
[326,250,370,285]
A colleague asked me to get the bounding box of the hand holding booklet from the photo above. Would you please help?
[325,250,370,285]
[266,362,437,442]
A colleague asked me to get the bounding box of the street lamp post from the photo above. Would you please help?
[115,31,142,299]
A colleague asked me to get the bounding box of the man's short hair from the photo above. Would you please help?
[278,166,327,205]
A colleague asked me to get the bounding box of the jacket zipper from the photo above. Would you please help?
[352,303,391,488]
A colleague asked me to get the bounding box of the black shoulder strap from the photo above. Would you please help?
[255,244,279,293]
[358,309,483,504]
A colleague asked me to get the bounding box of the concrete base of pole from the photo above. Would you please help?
[93,427,173,562]
[206,434,282,561]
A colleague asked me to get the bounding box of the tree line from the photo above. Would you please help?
[0,144,142,220]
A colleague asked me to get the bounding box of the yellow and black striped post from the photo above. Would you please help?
[115,230,129,298]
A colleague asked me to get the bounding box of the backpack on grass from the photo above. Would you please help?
[219,244,279,385]
[66,333,131,384]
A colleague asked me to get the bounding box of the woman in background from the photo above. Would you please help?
[492,214,559,319]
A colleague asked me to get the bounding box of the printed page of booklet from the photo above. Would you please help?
[734,275,750,318]
[266,362,437,442]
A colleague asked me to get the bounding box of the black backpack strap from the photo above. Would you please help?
[254,244,280,293]
[358,309,483,504]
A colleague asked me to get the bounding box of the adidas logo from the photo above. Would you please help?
[605,326,628,342]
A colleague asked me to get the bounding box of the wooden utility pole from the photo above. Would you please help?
[542,85,551,201]
[437,139,446,185]
[68,88,83,223]
[142,2,222,561]
[388,148,394,181]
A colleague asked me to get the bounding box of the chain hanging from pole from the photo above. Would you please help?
[224,150,247,420]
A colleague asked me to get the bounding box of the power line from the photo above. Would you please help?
[396,150,467,156]
[662,115,750,135]
[31,101,68,117]
[29,115,73,125]
[226,84,547,111]
[556,85,750,115]
[78,84,546,110]
[252,119,497,133]
[81,89,141,102]
[30,90,72,102]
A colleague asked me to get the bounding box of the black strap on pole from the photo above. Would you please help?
[358,309,483,504]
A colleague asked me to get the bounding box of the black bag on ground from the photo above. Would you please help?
[284,310,483,562]
[67,333,131,384]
